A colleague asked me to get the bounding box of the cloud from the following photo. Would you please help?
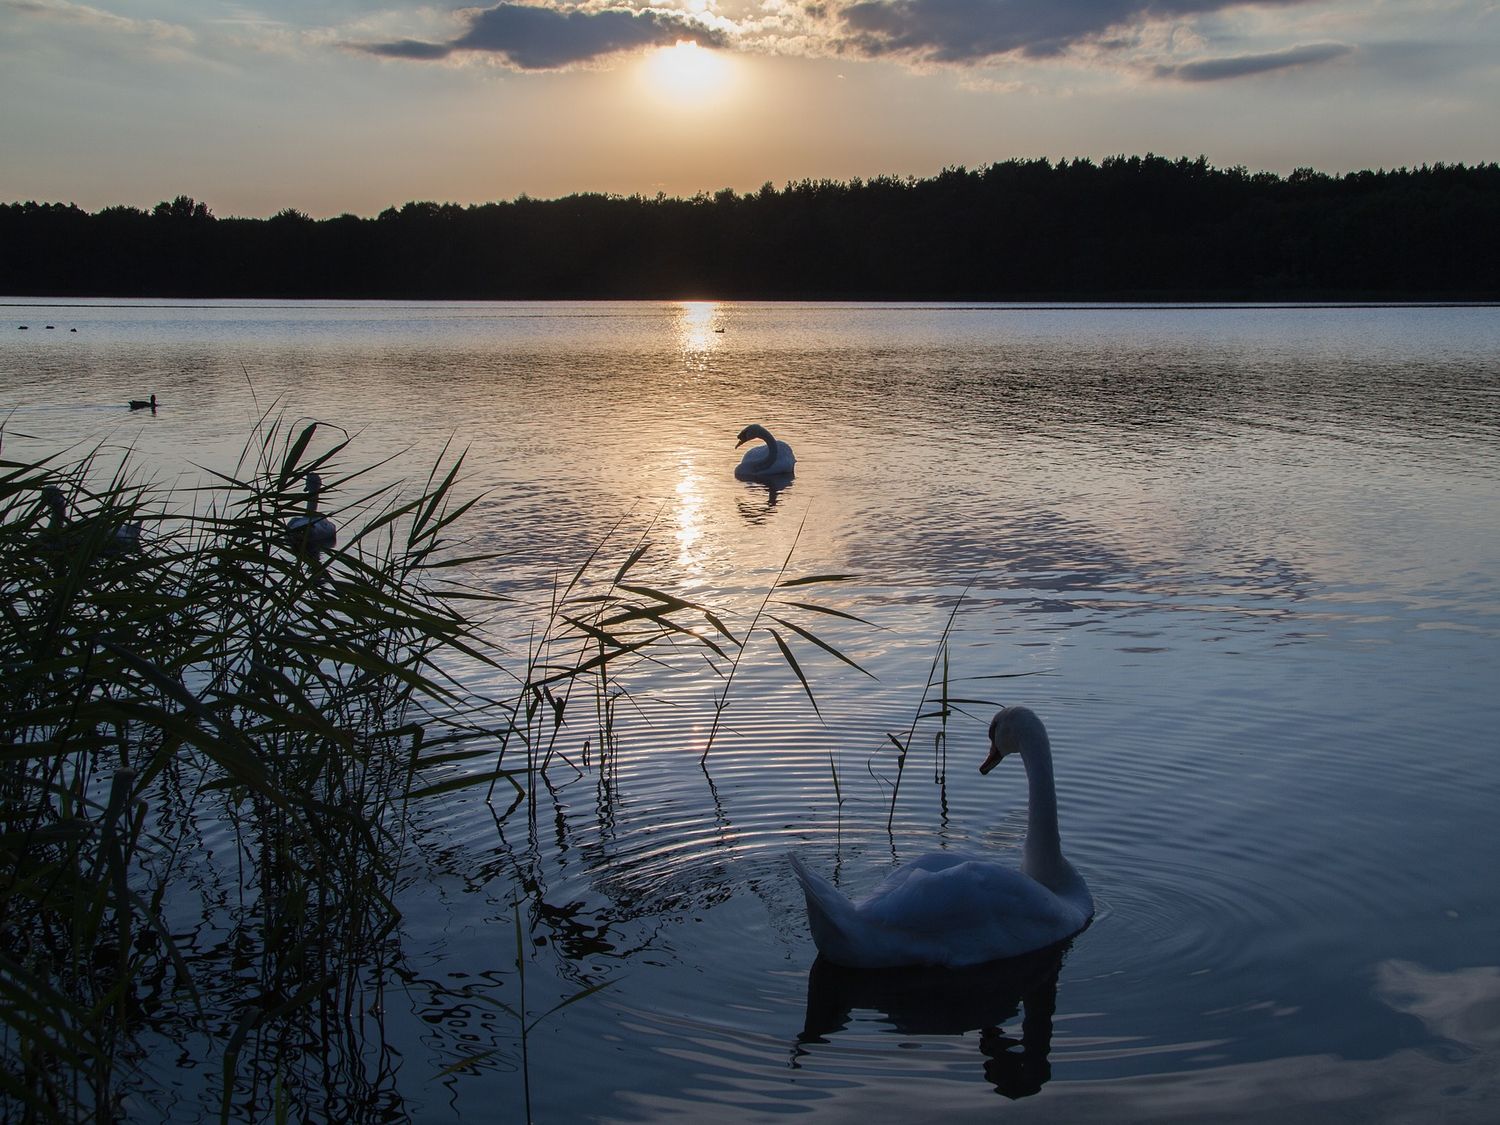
[362,36,454,61]
[1154,40,1351,81]
[3,0,194,44]
[823,0,1312,65]
[356,3,728,70]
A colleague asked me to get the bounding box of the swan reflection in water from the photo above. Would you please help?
[735,477,792,523]
[794,939,1071,1100]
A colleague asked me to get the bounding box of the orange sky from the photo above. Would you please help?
[2,1,1497,217]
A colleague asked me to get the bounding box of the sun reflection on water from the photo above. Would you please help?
[674,466,706,575]
[675,300,725,360]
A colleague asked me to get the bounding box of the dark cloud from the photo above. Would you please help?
[357,3,726,69]
[829,0,1311,64]
[363,37,454,60]
[1154,41,1351,81]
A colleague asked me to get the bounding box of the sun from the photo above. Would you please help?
[639,41,735,108]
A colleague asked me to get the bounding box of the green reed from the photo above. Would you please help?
[1,417,879,1122]
[0,417,515,1121]
[699,512,874,767]
[877,583,1045,830]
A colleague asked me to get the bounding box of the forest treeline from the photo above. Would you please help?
[4,156,1499,300]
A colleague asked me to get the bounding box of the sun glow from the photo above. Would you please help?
[639,41,735,108]
[675,300,724,354]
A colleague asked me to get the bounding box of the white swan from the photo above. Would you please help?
[40,484,142,555]
[790,706,1092,968]
[128,394,157,411]
[284,472,336,552]
[734,424,795,481]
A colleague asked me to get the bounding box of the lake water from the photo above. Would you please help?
[4,299,1500,1122]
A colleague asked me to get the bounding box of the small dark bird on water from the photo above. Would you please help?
[128,394,157,411]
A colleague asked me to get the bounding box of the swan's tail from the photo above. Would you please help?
[788,852,864,963]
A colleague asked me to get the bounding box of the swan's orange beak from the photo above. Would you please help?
[980,742,1006,775]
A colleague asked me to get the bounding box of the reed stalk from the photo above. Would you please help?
[0,420,877,1121]
[700,512,873,764]
[0,418,515,1121]
[879,584,1044,830]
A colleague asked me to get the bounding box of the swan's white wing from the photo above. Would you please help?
[735,440,795,479]
[869,851,983,884]
[857,859,1086,964]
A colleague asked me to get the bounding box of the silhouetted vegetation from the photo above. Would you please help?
[1,417,870,1120]
[4,157,1499,299]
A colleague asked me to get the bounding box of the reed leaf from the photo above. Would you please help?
[768,627,821,717]
[766,614,876,678]
[775,573,859,587]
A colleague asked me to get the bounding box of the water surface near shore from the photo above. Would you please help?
[5,299,1499,1122]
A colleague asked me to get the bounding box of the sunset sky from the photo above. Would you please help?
[3,1,1497,218]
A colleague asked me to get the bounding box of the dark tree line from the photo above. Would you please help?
[4,156,1499,299]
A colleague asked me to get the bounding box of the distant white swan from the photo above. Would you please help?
[790,706,1092,968]
[734,424,795,481]
[284,472,336,552]
[128,394,157,411]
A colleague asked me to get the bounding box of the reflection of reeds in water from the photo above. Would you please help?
[437,902,615,1125]
[0,419,878,1121]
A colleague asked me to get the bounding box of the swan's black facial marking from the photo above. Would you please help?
[981,708,1009,775]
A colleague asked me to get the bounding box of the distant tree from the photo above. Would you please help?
[152,195,213,222]
[3,162,1498,298]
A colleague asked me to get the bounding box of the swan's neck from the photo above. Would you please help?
[1018,735,1067,889]
[758,434,777,464]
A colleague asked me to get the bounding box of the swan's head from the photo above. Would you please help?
[41,485,67,525]
[981,705,1045,774]
[305,472,322,497]
[736,424,773,448]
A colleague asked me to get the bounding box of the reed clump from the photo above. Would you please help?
[0,417,870,1122]
[0,418,514,1121]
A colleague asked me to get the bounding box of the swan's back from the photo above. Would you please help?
[861,855,1088,958]
[792,852,1088,969]
[788,853,871,966]
[734,424,795,480]
[790,705,1091,969]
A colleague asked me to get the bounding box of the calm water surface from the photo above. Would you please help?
[5,299,1500,1122]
